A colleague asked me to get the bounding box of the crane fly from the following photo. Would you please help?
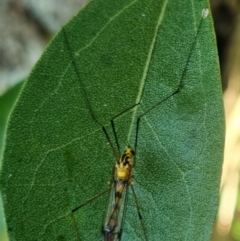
[102,147,135,241]
[62,8,209,241]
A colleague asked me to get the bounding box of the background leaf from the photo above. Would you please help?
[0,0,224,241]
[0,82,23,241]
[0,82,23,157]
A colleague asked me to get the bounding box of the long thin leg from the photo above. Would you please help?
[71,188,111,241]
[134,88,179,153]
[62,28,101,127]
[130,185,148,241]
[62,28,119,160]
[110,102,141,152]
[134,14,206,154]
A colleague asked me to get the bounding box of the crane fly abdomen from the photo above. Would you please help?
[102,148,134,241]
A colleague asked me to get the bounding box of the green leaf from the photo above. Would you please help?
[0,82,23,157]
[1,0,224,241]
[0,82,23,241]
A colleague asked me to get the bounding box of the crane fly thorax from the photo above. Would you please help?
[115,147,134,180]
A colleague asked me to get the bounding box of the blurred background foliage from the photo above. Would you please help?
[0,0,239,240]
